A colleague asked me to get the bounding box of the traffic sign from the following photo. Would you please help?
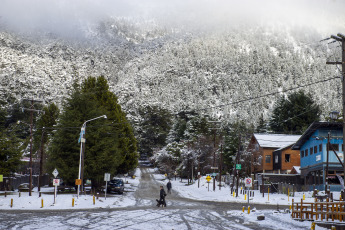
[104,173,110,182]
[245,177,252,187]
[75,179,82,185]
[0,175,3,182]
[52,168,59,178]
[206,175,212,182]
[53,179,60,186]
[211,173,218,177]
[236,164,241,170]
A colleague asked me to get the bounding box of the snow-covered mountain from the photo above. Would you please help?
[0,11,343,125]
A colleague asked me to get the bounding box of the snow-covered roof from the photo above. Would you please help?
[292,166,301,174]
[254,133,301,149]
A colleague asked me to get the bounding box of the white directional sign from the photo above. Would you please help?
[104,173,111,182]
[52,168,59,178]
[245,177,252,187]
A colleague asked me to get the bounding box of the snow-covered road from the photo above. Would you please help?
[0,166,320,229]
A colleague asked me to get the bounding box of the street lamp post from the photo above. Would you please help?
[77,115,107,198]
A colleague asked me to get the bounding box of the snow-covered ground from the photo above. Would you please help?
[0,167,330,229]
[153,169,337,207]
[0,167,336,210]
[0,168,141,210]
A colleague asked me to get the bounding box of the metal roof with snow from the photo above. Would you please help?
[254,133,301,149]
[291,122,343,150]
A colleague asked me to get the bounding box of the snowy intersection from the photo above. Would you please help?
[0,167,325,229]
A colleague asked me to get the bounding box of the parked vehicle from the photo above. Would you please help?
[107,179,124,194]
[18,183,33,192]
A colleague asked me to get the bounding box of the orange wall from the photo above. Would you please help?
[281,148,300,171]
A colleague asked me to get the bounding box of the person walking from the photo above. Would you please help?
[157,185,167,207]
[167,180,172,194]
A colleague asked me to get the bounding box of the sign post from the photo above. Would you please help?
[52,169,59,204]
[104,173,110,200]
[245,177,252,204]
[206,175,211,191]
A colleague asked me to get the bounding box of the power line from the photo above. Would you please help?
[196,75,339,113]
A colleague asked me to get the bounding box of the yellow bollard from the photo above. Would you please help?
[248,206,250,214]
[242,206,245,212]
[268,187,269,201]
[311,222,315,230]
[10,198,13,208]
[331,226,336,230]
[303,193,305,201]
[41,198,44,208]
[244,194,247,200]
[233,192,235,197]
[72,198,75,207]
[289,205,291,210]
[93,195,95,205]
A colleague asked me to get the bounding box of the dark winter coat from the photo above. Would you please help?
[167,182,172,190]
[160,188,166,199]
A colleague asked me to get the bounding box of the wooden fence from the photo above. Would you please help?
[292,198,345,221]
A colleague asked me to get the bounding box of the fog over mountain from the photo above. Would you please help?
[0,0,344,124]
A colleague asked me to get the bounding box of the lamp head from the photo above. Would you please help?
[103,115,107,119]
[329,111,339,121]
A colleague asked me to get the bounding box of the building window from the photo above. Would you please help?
[310,147,313,155]
[275,155,278,163]
[327,143,339,151]
[301,150,304,158]
[305,149,308,156]
[319,144,322,152]
[314,146,317,153]
[285,154,291,163]
[265,155,271,163]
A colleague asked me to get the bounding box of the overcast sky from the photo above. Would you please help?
[0,0,344,36]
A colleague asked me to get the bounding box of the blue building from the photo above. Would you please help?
[292,122,344,191]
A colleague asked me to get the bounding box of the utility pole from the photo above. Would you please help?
[38,127,45,194]
[219,144,223,190]
[236,135,241,197]
[213,128,216,191]
[326,33,345,185]
[208,120,221,192]
[22,99,44,196]
[326,132,330,193]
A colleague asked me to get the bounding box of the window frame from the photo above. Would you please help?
[265,155,271,163]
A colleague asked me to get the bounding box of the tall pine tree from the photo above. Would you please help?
[48,76,138,188]
[269,90,321,134]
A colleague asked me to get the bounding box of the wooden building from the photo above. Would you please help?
[248,134,301,174]
[273,144,301,174]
